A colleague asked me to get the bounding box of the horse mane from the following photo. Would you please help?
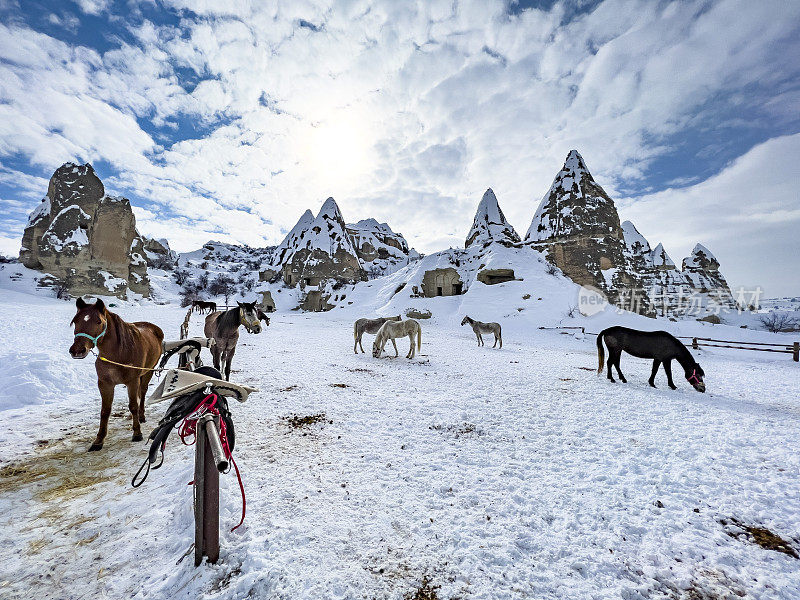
[106,309,137,353]
[217,306,241,331]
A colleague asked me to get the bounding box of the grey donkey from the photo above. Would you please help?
[461,316,502,348]
[354,315,401,353]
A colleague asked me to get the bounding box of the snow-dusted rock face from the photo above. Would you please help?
[271,198,365,288]
[465,189,521,248]
[526,151,622,242]
[621,222,735,316]
[142,237,178,268]
[526,152,651,314]
[682,244,734,304]
[19,163,150,298]
[346,218,418,278]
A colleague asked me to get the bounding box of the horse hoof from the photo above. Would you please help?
[139,415,147,423]
[649,382,656,388]
[132,433,143,442]
[88,443,103,452]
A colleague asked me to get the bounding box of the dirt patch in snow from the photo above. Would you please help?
[329,382,350,388]
[430,422,483,438]
[0,438,120,498]
[404,574,441,600]
[720,518,799,559]
[283,413,330,430]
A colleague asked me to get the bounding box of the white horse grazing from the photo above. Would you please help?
[353,315,401,354]
[461,315,502,348]
[373,319,422,359]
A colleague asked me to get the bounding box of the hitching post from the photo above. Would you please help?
[692,338,698,350]
[194,414,222,566]
[793,341,799,362]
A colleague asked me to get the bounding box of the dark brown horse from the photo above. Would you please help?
[192,300,217,314]
[69,298,164,451]
[204,301,262,380]
[597,326,706,392]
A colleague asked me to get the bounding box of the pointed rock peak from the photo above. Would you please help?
[563,150,588,173]
[684,243,720,271]
[651,243,676,268]
[621,221,651,253]
[466,188,520,248]
[317,197,342,220]
[525,150,617,242]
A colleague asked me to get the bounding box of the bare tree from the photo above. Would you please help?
[210,274,236,306]
[759,312,799,333]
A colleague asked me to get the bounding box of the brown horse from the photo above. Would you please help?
[204,301,262,380]
[69,298,164,451]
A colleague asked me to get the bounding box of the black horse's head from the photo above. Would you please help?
[69,297,108,359]
[238,301,261,334]
[686,363,706,393]
[460,316,470,326]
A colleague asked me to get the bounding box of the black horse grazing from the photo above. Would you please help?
[596,326,706,392]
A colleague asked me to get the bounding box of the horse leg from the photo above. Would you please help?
[493,332,498,348]
[89,381,115,451]
[663,360,677,390]
[614,353,627,383]
[607,350,617,382]
[391,338,398,357]
[212,344,221,371]
[224,347,236,381]
[127,381,143,442]
[648,360,661,388]
[354,332,360,354]
[474,330,480,346]
[407,333,414,359]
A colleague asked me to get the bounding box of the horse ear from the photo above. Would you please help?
[95,298,106,312]
[76,297,86,309]
[237,301,243,307]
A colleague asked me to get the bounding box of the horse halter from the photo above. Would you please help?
[75,320,107,347]
[687,369,703,385]
[239,309,260,332]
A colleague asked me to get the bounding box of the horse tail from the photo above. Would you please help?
[353,321,358,340]
[596,331,605,374]
[417,325,422,351]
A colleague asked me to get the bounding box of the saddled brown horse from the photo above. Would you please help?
[204,301,262,380]
[69,298,164,451]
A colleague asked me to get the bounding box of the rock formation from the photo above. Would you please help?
[20,163,150,298]
[465,188,521,248]
[525,151,651,314]
[142,237,178,268]
[271,198,365,288]
[346,218,418,278]
[682,244,735,310]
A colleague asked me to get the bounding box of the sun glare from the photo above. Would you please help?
[303,115,375,193]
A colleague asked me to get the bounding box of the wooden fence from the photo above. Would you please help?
[538,327,799,362]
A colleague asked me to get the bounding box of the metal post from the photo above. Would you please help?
[793,341,799,362]
[194,415,221,565]
[193,420,206,567]
[202,416,220,564]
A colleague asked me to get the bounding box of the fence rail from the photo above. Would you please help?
[539,327,799,362]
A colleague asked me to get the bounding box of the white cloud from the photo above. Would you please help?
[0,0,798,296]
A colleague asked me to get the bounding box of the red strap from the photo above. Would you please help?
[177,393,246,531]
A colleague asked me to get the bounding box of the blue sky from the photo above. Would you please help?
[1,0,799,295]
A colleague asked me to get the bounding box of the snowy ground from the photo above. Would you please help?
[0,288,799,599]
